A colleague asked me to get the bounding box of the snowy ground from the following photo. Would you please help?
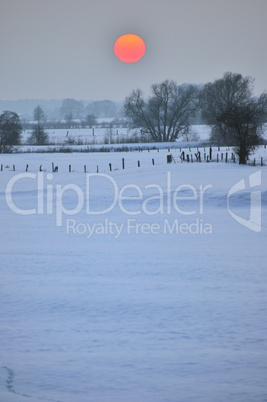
[0,150,267,401]
[20,125,212,148]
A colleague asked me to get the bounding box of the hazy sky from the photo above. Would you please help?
[1,0,266,101]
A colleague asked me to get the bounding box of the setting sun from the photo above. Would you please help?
[114,34,146,63]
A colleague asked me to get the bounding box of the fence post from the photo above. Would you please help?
[97,165,99,173]
[69,165,71,172]
[225,153,228,163]
[84,165,86,173]
[13,165,15,171]
[152,158,155,165]
[138,161,140,167]
[109,163,112,171]
[122,158,125,170]
[1,164,3,171]
[40,165,42,172]
[209,147,212,161]
[261,157,263,166]
[26,164,29,172]
[167,155,172,164]
[195,151,201,162]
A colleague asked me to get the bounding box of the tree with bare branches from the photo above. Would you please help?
[124,80,199,142]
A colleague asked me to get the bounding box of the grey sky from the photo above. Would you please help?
[0,0,266,101]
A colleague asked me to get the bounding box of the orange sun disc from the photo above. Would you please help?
[114,34,146,63]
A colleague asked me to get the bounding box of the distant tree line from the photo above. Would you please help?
[1,72,266,163]
[0,99,123,122]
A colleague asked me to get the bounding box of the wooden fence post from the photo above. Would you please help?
[96,165,99,173]
[152,158,155,165]
[167,155,172,164]
[109,163,112,171]
[26,164,29,172]
[84,165,86,173]
[1,164,3,171]
[209,147,212,161]
[69,165,71,172]
[13,165,15,171]
[195,151,201,162]
[122,158,125,170]
[261,157,263,166]
[138,161,140,167]
[225,153,228,163]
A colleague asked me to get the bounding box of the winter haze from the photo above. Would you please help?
[0,0,266,101]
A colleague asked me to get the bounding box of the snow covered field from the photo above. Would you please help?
[0,150,267,401]
[21,125,212,148]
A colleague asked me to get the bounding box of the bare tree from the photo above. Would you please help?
[201,72,267,164]
[60,99,84,119]
[87,100,117,118]
[0,111,22,153]
[124,80,199,142]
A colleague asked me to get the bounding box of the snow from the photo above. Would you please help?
[0,150,267,402]
[21,124,212,147]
